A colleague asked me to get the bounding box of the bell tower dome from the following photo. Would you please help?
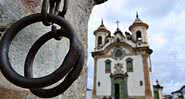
[94,19,111,49]
[129,12,149,44]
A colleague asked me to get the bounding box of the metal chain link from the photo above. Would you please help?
[41,0,68,26]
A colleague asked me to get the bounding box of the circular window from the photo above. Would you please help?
[112,48,126,60]
[115,49,123,57]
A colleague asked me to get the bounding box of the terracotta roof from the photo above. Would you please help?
[94,27,111,35]
[94,20,111,35]
[129,22,149,31]
[129,13,149,31]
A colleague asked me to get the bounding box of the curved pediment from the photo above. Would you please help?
[104,42,134,55]
[92,42,135,58]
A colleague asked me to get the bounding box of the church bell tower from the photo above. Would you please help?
[129,12,149,46]
[92,13,154,99]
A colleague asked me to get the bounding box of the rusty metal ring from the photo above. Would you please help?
[0,13,82,88]
[30,52,84,98]
[24,31,84,97]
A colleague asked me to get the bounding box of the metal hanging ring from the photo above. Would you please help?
[0,13,82,89]
[30,52,84,98]
[24,31,84,97]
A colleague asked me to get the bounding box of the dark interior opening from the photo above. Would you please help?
[98,36,102,45]
[115,84,120,99]
[140,81,143,86]
[98,82,100,87]
[136,31,142,40]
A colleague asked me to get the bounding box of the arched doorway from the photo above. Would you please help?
[110,73,128,99]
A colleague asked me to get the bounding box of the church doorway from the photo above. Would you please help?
[115,84,120,99]
[111,74,128,99]
[114,79,125,99]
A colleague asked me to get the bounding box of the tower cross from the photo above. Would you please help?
[116,20,120,28]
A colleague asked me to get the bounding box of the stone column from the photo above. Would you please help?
[123,73,128,99]
[142,54,152,99]
[110,74,115,99]
[0,0,107,99]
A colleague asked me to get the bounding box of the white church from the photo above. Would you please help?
[91,14,163,99]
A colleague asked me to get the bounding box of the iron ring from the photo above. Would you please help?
[24,31,84,97]
[0,13,82,88]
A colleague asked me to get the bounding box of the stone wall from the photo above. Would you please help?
[0,0,105,99]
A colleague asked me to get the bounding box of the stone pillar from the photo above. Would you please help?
[93,57,97,99]
[0,0,106,99]
[142,54,152,99]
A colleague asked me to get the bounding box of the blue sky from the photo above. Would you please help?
[87,0,185,95]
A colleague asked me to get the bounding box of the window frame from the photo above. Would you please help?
[98,82,101,87]
[140,81,143,86]
[136,30,142,40]
[126,58,133,72]
[98,36,102,45]
[105,59,111,73]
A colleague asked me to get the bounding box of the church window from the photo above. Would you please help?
[112,48,126,60]
[98,82,100,87]
[98,36,102,45]
[140,81,143,86]
[136,31,142,41]
[126,58,133,72]
[105,60,111,73]
[115,49,123,58]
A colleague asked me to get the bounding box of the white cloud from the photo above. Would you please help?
[149,34,167,50]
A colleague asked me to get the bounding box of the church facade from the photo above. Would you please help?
[92,14,154,99]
